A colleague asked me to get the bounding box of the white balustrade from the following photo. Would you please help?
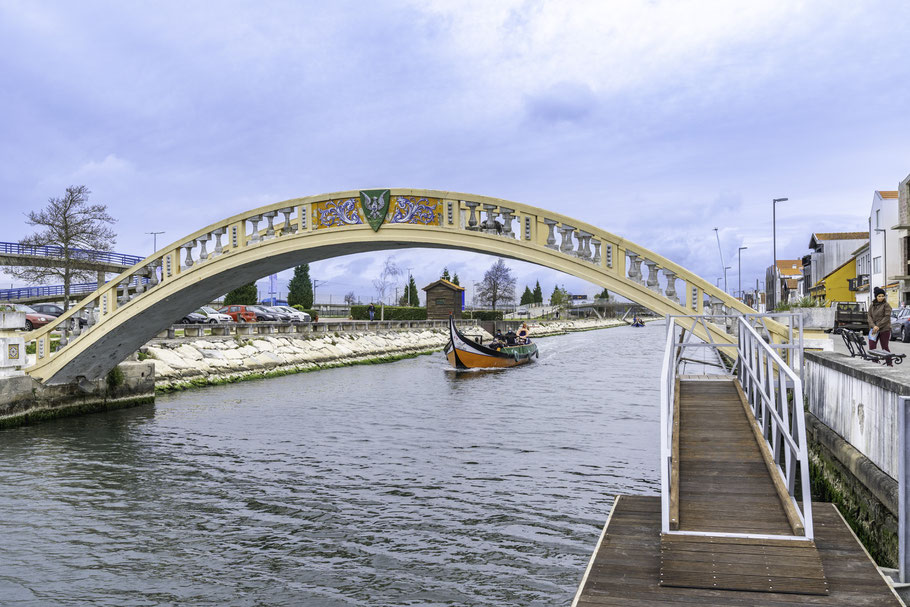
[499,207,515,238]
[576,230,592,259]
[248,215,262,243]
[543,219,559,249]
[263,211,277,240]
[644,260,660,292]
[278,207,296,235]
[212,229,225,256]
[627,251,643,283]
[592,239,602,264]
[558,224,576,254]
[464,201,479,229]
[482,204,498,231]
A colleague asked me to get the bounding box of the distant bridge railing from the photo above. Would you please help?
[0,277,150,302]
[0,242,142,267]
[660,313,813,541]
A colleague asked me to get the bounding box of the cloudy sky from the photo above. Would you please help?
[2,1,909,305]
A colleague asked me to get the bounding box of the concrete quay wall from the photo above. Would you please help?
[0,361,155,429]
[804,351,910,567]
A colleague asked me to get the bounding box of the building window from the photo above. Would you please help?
[874,256,881,273]
[876,209,881,228]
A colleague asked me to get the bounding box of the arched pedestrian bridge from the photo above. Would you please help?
[22,188,783,385]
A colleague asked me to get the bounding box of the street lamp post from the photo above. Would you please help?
[724,266,732,294]
[738,246,748,299]
[772,197,788,306]
[713,227,726,292]
[875,228,888,290]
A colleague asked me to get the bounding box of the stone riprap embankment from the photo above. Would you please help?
[145,317,640,390]
[146,329,483,390]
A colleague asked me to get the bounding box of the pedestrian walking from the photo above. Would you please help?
[368,302,375,321]
[868,287,894,366]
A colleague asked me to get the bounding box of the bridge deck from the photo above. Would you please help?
[572,496,901,606]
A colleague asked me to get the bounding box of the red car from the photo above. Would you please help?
[218,305,257,322]
[11,304,54,330]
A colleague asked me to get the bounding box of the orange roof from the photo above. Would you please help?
[776,260,802,276]
[879,191,899,199]
[813,232,868,241]
[785,279,799,289]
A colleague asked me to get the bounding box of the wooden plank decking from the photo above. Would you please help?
[676,378,792,536]
[573,496,902,606]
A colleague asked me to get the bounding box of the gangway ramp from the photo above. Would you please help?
[571,314,903,605]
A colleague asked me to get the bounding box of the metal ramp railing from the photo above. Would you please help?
[659,313,814,541]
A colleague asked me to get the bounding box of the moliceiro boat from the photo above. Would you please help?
[444,316,538,369]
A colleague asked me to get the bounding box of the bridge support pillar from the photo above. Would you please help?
[0,311,26,377]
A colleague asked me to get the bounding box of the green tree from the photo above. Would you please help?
[451,273,460,286]
[532,280,543,304]
[404,275,419,306]
[441,267,451,281]
[224,282,258,305]
[549,285,569,308]
[595,288,610,300]
[519,285,534,305]
[287,264,313,308]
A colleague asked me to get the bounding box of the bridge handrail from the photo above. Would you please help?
[0,241,142,267]
[0,278,150,302]
[660,313,813,541]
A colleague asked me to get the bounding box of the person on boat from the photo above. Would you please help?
[517,323,530,344]
[505,329,518,346]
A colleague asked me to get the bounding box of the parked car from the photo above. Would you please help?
[275,305,311,322]
[176,312,207,324]
[10,304,54,330]
[195,306,233,323]
[891,308,910,342]
[263,306,294,321]
[248,305,279,321]
[218,305,258,322]
[31,302,90,327]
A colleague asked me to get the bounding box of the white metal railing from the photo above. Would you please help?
[660,313,814,541]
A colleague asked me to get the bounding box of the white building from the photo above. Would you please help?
[869,190,900,291]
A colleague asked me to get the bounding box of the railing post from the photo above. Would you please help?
[900,396,910,582]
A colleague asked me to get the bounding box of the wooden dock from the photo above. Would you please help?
[572,378,902,605]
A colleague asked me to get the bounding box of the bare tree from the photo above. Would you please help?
[11,186,116,310]
[344,291,356,305]
[476,258,516,310]
[372,257,401,320]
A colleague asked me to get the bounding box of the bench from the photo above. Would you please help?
[830,328,906,366]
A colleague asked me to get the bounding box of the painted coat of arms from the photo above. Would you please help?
[359,189,391,232]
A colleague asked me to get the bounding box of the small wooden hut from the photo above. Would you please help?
[422,279,465,319]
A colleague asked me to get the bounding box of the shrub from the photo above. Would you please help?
[350,305,427,320]
[106,366,125,390]
[462,310,503,321]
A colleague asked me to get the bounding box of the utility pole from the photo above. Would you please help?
[146,231,165,252]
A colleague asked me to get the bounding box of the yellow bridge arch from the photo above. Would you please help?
[23,188,777,385]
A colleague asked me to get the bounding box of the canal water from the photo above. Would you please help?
[0,322,663,606]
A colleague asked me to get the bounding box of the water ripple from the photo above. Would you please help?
[0,323,663,606]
